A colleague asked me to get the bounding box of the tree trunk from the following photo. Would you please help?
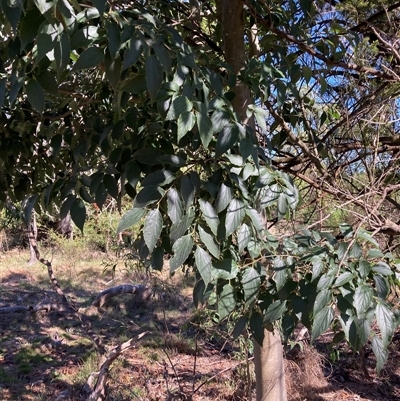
[254,331,287,401]
[215,1,287,400]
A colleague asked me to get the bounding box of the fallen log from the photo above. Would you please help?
[91,284,148,308]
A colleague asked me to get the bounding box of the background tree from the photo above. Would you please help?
[1,1,400,400]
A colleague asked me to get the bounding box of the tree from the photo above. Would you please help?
[1,1,400,400]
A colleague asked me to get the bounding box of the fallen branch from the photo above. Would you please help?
[92,284,148,308]
[85,332,149,401]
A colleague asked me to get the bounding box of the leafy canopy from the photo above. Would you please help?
[1,0,400,373]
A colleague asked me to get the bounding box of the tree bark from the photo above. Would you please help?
[27,212,38,265]
[215,1,287,400]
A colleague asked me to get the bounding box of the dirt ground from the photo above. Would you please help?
[0,249,399,401]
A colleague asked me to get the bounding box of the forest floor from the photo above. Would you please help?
[0,246,399,401]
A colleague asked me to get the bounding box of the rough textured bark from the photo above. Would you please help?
[215,1,287,400]
[27,212,38,265]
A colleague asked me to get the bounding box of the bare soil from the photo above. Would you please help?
[0,249,399,401]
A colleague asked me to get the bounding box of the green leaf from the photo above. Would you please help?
[142,170,175,187]
[371,336,388,374]
[215,125,239,158]
[26,79,45,113]
[334,271,353,287]
[170,210,194,243]
[153,43,172,72]
[20,7,44,49]
[245,207,264,234]
[104,174,118,199]
[177,111,195,141]
[122,37,143,70]
[181,175,195,210]
[166,95,193,120]
[232,316,248,340]
[313,289,331,316]
[218,284,236,320]
[104,53,121,89]
[240,137,253,160]
[143,209,163,253]
[55,30,70,77]
[311,306,334,342]
[146,55,163,102]
[354,285,373,317]
[198,225,220,258]
[73,46,104,71]
[264,300,287,324]
[274,257,287,291]
[211,109,231,133]
[151,246,164,271]
[212,259,239,280]
[167,188,183,225]
[134,186,164,208]
[197,112,214,149]
[371,262,392,276]
[195,246,212,286]
[238,223,251,254]
[169,234,194,272]
[158,154,186,167]
[311,255,324,281]
[374,275,389,299]
[225,198,246,238]
[376,303,395,346]
[70,198,86,232]
[106,20,120,59]
[242,267,261,307]
[216,183,233,213]
[116,208,146,235]
[199,199,219,236]
[36,71,59,96]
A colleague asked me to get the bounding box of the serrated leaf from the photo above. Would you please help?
[371,262,392,276]
[334,271,353,287]
[195,246,212,286]
[116,208,146,235]
[274,257,287,291]
[146,55,163,102]
[70,198,86,232]
[166,95,193,120]
[264,300,287,323]
[167,188,183,224]
[245,207,264,233]
[153,42,172,72]
[170,211,193,243]
[198,225,220,258]
[199,199,219,236]
[134,185,164,208]
[313,289,331,316]
[169,234,193,272]
[225,199,245,238]
[26,80,45,113]
[143,209,163,253]
[215,125,239,158]
[238,223,251,254]
[371,336,388,374]
[181,175,195,210]
[212,259,239,280]
[376,303,395,346]
[242,267,261,307]
[142,170,175,187]
[354,285,373,317]
[122,37,143,70]
[311,255,324,281]
[218,284,236,320]
[177,111,195,141]
[197,112,213,149]
[215,183,233,213]
[374,275,389,298]
[311,306,334,342]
